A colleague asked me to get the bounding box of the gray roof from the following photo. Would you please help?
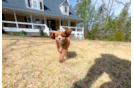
[2,0,84,21]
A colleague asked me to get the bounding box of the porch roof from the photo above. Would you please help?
[2,0,84,22]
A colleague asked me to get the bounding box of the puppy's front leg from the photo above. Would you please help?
[58,49,68,62]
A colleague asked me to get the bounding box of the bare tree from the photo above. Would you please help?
[115,0,125,5]
[108,0,114,16]
[101,0,115,22]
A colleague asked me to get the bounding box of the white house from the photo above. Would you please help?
[2,0,84,39]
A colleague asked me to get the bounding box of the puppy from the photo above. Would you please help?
[50,29,72,62]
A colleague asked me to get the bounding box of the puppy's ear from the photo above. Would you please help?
[49,31,55,39]
[65,29,72,37]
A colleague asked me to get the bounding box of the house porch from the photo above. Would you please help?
[2,8,84,39]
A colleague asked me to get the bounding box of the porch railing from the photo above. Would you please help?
[2,20,50,36]
[60,26,84,39]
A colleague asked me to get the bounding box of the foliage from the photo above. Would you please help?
[75,0,131,42]
[115,30,125,41]
[12,32,20,36]
[31,33,49,37]
[19,30,27,36]
[39,29,44,36]
[12,30,27,36]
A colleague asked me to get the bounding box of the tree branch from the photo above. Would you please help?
[115,0,125,6]
[101,0,106,5]
[108,0,114,15]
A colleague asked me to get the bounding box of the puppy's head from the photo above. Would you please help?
[50,29,72,43]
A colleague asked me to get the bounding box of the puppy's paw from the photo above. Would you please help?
[58,58,63,63]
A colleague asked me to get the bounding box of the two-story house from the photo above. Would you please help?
[2,0,84,38]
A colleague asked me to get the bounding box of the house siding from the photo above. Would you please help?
[2,0,84,21]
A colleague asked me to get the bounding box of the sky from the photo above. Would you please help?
[68,0,131,17]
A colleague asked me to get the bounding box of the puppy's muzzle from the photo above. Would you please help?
[58,36,62,41]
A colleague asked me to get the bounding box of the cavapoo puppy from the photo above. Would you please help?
[50,29,72,62]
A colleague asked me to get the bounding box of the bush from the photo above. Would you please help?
[101,37,115,41]
[39,29,44,36]
[86,30,95,40]
[19,30,27,36]
[12,30,27,36]
[44,33,48,37]
[12,32,20,35]
[115,30,124,41]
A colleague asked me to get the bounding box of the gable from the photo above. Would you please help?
[63,1,69,6]
[59,0,70,7]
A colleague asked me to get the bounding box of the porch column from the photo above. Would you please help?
[75,21,77,38]
[44,17,46,30]
[68,20,70,29]
[59,18,61,30]
[44,17,49,36]
[30,14,34,29]
[13,11,19,29]
[44,17,46,24]
[76,21,77,27]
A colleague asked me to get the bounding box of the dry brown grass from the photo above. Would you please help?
[2,36,131,88]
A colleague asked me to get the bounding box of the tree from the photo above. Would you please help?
[74,0,131,41]
[74,0,96,32]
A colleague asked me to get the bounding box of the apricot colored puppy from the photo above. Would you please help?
[50,29,72,62]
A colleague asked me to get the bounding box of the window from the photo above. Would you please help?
[65,7,67,13]
[33,1,37,9]
[27,0,43,10]
[35,19,40,24]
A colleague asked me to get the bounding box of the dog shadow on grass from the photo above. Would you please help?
[62,51,77,62]
[72,54,131,88]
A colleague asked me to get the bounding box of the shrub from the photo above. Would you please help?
[12,32,20,35]
[115,30,124,41]
[86,30,95,40]
[19,30,27,36]
[44,33,48,37]
[13,30,27,36]
[39,29,44,36]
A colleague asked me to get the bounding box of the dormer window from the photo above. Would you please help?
[65,7,67,13]
[59,0,70,15]
[33,1,38,9]
[26,0,43,10]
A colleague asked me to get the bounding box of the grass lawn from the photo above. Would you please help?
[2,36,131,88]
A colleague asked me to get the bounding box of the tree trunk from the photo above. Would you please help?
[106,0,111,22]
[108,0,114,16]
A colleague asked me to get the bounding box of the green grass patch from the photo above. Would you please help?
[10,48,13,51]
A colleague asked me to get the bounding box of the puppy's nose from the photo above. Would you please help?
[59,37,61,40]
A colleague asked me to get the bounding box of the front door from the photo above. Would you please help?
[47,20,56,31]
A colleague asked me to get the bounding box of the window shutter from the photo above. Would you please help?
[40,2,42,9]
[28,0,31,7]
